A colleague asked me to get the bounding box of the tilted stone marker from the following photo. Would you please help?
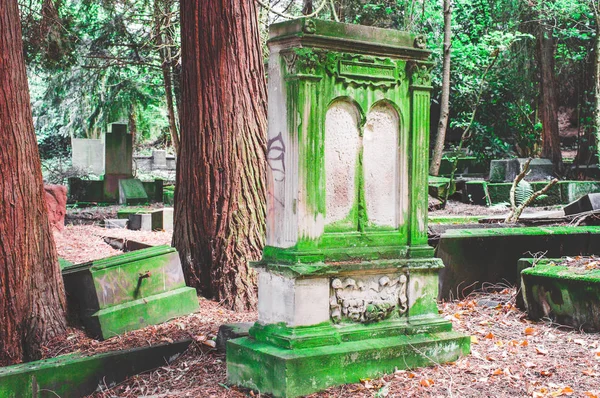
[104,122,134,201]
[62,245,198,339]
[226,18,470,398]
[564,193,600,215]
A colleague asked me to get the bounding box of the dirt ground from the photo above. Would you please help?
[48,207,600,398]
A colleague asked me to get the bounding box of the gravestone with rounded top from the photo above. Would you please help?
[226,18,470,398]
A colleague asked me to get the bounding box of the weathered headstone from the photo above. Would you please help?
[105,219,128,229]
[226,18,469,398]
[128,213,152,231]
[118,178,149,205]
[62,245,199,339]
[151,208,174,231]
[152,150,167,169]
[72,137,105,175]
[104,123,133,201]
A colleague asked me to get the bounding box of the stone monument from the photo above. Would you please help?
[226,18,470,397]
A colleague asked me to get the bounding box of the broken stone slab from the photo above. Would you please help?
[437,226,600,300]
[62,245,199,339]
[564,193,600,216]
[0,339,192,398]
[128,213,152,231]
[519,257,600,332]
[105,218,128,229]
[216,322,252,352]
[118,178,149,205]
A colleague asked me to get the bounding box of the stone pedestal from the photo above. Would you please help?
[226,18,469,398]
[104,123,133,201]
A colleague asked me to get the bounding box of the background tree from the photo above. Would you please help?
[0,0,67,366]
[173,0,268,311]
[429,0,452,176]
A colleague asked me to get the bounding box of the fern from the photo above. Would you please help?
[515,180,533,206]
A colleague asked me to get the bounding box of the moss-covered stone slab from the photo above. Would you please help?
[118,178,149,205]
[62,245,199,339]
[228,330,470,398]
[461,180,489,206]
[486,181,600,207]
[437,226,600,300]
[0,339,191,398]
[519,258,600,331]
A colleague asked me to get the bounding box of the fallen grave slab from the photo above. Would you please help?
[564,193,600,216]
[0,339,191,398]
[436,226,600,300]
[62,245,199,339]
[518,257,600,332]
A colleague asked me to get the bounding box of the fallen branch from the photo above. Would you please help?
[505,158,558,223]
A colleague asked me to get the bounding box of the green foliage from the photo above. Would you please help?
[515,179,533,206]
[22,0,179,159]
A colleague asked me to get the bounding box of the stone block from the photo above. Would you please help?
[44,184,67,231]
[564,193,600,215]
[519,158,554,181]
[68,178,104,202]
[428,176,455,200]
[105,219,128,229]
[117,207,147,219]
[142,179,164,202]
[152,150,167,169]
[489,159,519,183]
[128,213,152,231]
[62,245,199,339]
[151,208,174,231]
[461,181,489,206]
[520,259,600,332]
[71,138,104,176]
[216,322,252,352]
[228,330,470,398]
[118,178,149,205]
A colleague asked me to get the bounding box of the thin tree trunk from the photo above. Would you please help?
[154,0,180,153]
[594,7,600,163]
[538,23,563,173]
[302,0,313,15]
[174,0,267,311]
[0,0,67,366]
[429,0,451,176]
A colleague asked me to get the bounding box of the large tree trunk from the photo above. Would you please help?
[429,0,451,176]
[174,0,267,311]
[538,23,563,173]
[0,0,67,366]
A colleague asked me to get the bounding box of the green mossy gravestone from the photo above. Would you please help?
[104,123,133,201]
[62,245,198,339]
[226,18,469,398]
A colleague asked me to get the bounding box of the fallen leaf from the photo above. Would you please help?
[485,332,495,339]
[492,369,503,376]
[536,346,549,355]
[471,336,479,345]
[202,340,217,348]
[574,339,588,346]
[521,340,529,347]
[420,379,434,387]
[524,362,537,368]
[525,327,536,336]
[583,368,599,376]
[540,370,553,377]
[583,392,599,398]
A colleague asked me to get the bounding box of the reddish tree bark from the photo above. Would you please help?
[174,0,267,311]
[0,0,67,366]
[538,24,564,173]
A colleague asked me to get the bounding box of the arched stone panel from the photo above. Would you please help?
[324,100,361,225]
[363,102,400,227]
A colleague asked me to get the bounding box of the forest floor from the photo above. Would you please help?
[46,203,600,398]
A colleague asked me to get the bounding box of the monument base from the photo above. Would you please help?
[227,323,469,398]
